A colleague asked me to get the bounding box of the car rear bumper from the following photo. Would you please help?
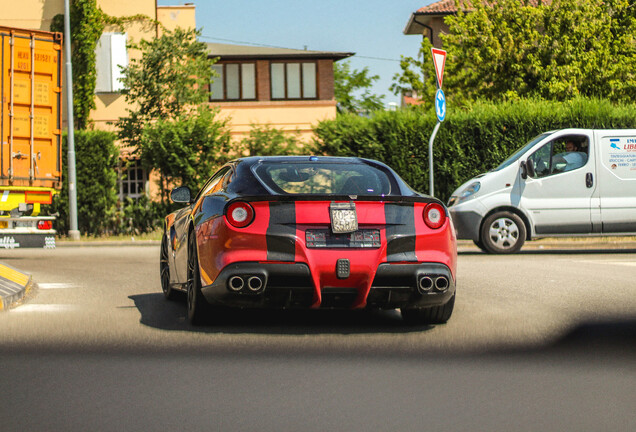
[200,261,455,310]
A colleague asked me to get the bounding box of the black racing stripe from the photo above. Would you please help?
[385,203,417,262]
[266,202,296,261]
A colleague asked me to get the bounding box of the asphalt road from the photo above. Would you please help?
[0,245,634,431]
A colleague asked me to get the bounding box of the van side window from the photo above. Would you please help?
[528,135,589,178]
[551,137,589,173]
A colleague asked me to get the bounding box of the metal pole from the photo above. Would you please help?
[64,0,80,240]
[428,121,440,197]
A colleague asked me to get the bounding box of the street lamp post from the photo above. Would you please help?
[64,0,80,240]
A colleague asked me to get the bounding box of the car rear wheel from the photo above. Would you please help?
[480,211,526,254]
[187,230,210,325]
[401,293,455,325]
[160,233,177,301]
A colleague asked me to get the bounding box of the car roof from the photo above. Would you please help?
[232,155,372,166]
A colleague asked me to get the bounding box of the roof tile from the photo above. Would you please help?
[416,0,552,15]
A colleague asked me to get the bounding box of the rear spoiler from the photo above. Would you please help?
[230,194,445,206]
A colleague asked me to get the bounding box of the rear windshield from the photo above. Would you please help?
[253,162,393,195]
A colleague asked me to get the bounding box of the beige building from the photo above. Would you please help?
[207,43,351,142]
[1,0,351,199]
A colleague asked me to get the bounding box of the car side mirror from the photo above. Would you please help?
[524,157,535,178]
[520,161,527,179]
[171,186,192,204]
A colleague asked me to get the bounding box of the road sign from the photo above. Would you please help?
[435,89,446,122]
[431,48,446,89]
[429,48,448,197]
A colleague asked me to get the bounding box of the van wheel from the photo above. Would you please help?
[480,211,526,254]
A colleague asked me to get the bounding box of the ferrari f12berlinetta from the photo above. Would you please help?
[160,156,457,325]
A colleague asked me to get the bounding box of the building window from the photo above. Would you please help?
[270,62,317,100]
[118,159,148,200]
[95,33,128,93]
[210,63,256,101]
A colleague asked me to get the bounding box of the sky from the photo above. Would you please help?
[157,0,436,108]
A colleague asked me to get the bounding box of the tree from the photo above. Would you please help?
[51,0,148,129]
[116,28,230,203]
[51,0,105,130]
[334,61,385,114]
[140,107,230,202]
[238,125,305,157]
[393,0,636,104]
[117,28,216,146]
[389,40,438,104]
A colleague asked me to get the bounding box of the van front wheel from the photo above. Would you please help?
[480,211,526,254]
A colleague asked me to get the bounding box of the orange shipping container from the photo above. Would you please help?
[0,26,62,190]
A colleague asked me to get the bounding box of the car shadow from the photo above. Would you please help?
[544,318,636,355]
[128,293,433,335]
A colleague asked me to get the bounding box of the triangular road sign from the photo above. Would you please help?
[431,48,446,89]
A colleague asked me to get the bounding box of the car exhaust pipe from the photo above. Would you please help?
[418,276,434,293]
[228,276,244,292]
[247,276,263,292]
[434,276,449,291]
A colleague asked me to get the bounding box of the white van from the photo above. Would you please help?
[447,129,636,253]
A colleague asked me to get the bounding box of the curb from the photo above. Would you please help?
[0,262,32,311]
[457,239,636,252]
[54,240,160,247]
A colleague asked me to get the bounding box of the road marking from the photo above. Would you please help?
[605,261,636,267]
[37,283,78,290]
[560,259,636,267]
[11,304,76,313]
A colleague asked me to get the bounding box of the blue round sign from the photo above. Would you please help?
[435,89,446,122]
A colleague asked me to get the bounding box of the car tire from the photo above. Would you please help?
[480,211,526,254]
[401,293,455,325]
[160,233,178,301]
[186,230,210,325]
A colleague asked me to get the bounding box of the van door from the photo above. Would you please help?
[520,132,596,235]
[596,131,636,233]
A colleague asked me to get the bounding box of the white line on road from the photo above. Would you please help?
[560,259,636,267]
[37,283,79,290]
[604,261,636,267]
[11,304,76,313]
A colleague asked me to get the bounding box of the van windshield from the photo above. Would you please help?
[494,133,553,171]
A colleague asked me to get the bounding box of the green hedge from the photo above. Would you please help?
[48,130,119,235]
[49,130,167,236]
[314,98,636,202]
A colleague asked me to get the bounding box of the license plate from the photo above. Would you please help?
[330,202,358,233]
[306,229,380,248]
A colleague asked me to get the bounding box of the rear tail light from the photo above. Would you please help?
[423,203,446,229]
[37,220,53,230]
[225,201,254,228]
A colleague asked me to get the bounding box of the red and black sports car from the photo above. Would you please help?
[161,156,457,325]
